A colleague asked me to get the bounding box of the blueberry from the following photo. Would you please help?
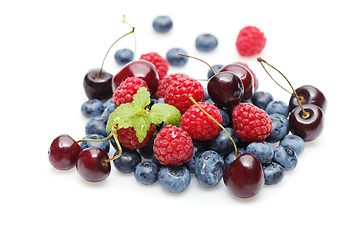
[158,165,191,193]
[218,108,231,127]
[102,103,116,122]
[114,48,133,66]
[166,48,188,67]
[265,100,289,117]
[152,16,173,33]
[195,150,224,188]
[263,162,285,185]
[195,34,218,52]
[206,127,239,156]
[280,135,305,156]
[113,147,142,174]
[203,87,210,101]
[81,99,104,118]
[251,91,274,110]
[79,134,110,153]
[104,98,114,108]
[138,132,157,159]
[246,141,274,165]
[85,116,107,137]
[134,161,159,185]
[266,113,289,143]
[184,140,206,173]
[153,98,165,104]
[151,154,163,168]
[224,148,246,167]
[273,146,298,171]
[207,64,224,79]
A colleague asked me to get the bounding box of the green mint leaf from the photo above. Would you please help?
[133,114,151,143]
[149,103,181,127]
[132,87,151,110]
[106,103,136,133]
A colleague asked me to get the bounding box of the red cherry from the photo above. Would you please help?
[223,153,265,198]
[112,60,159,95]
[83,70,113,102]
[288,85,327,113]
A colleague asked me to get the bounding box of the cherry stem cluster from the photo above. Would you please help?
[122,15,137,61]
[188,95,239,159]
[257,57,310,119]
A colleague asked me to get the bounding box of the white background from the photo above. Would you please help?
[1,0,359,239]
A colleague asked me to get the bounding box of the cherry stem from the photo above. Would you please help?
[98,27,135,77]
[122,15,137,61]
[188,94,239,159]
[257,57,310,119]
[177,53,216,75]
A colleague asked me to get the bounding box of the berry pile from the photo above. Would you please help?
[48,16,326,199]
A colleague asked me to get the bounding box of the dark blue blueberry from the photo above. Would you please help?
[280,135,305,156]
[104,98,113,108]
[184,140,206,173]
[153,98,165,104]
[166,48,188,67]
[273,146,298,171]
[134,161,159,185]
[195,34,218,52]
[218,108,231,127]
[223,148,246,167]
[114,48,133,66]
[250,91,274,110]
[81,99,104,118]
[85,116,107,137]
[263,162,285,185]
[266,113,289,143]
[194,150,224,188]
[112,147,142,174]
[79,134,110,153]
[151,153,163,168]
[138,131,157,159]
[152,16,173,33]
[207,64,224,79]
[203,87,210,101]
[265,100,289,117]
[102,103,116,122]
[206,127,239,156]
[158,165,191,193]
[246,141,274,165]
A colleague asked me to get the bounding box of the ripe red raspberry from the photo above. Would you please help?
[232,103,272,142]
[116,124,156,150]
[112,76,149,107]
[156,73,188,99]
[164,76,204,114]
[180,102,222,141]
[153,125,194,165]
[236,26,266,57]
[235,62,258,89]
[140,52,169,80]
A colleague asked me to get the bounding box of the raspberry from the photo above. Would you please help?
[153,125,194,165]
[180,102,222,141]
[164,76,204,114]
[112,76,149,107]
[236,26,266,57]
[156,73,188,99]
[140,52,169,80]
[116,124,156,150]
[235,62,258,89]
[232,103,272,142]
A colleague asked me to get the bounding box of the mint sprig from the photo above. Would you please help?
[106,87,181,143]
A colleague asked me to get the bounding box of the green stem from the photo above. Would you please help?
[122,15,137,61]
[188,95,239,159]
[102,123,122,165]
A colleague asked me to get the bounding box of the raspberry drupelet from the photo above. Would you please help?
[156,73,188,99]
[112,76,150,107]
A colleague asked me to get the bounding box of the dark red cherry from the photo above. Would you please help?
[83,69,113,102]
[289,85,327,113]
[48,134,82,170]
[289,104,324,142]
[218,63,254,101]
[207,71,244,107]
[223,153,265,198]
[112,60,159,95]
[76,147,111,182]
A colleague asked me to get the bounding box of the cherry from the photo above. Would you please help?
[76,147,111,182]
[112,60,159,95]
[83,27,135,102]
[288,85,327,113]
[48,134,82,170]
[289,104,324,142]
[223,153,265,198]
[218,63,254,101]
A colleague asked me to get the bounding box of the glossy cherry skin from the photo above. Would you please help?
[289,104,324,142]
[207,71,244,107]
[112,60,159,95]
[289,85,327,113]
[83,70,113,102]
[76,147,111,182]
[218,63,254,101]
[223,153,265,198]
[48,134,82,170]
